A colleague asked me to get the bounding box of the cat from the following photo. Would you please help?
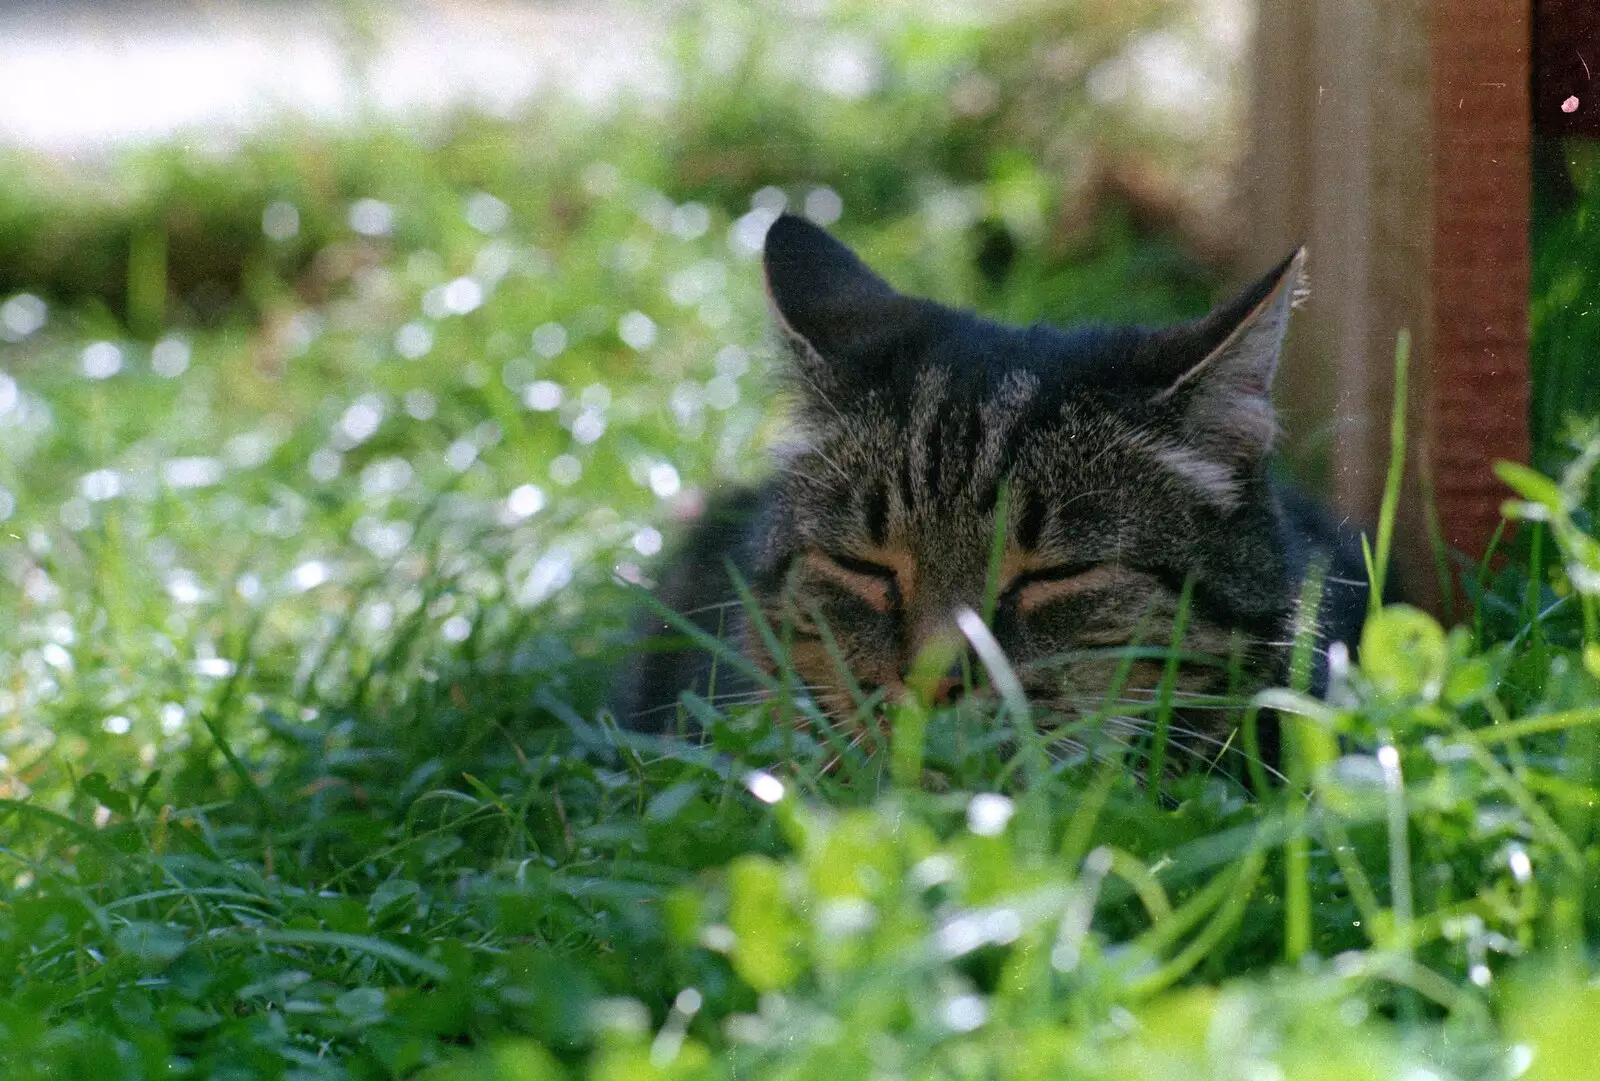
[620,212,1370,763]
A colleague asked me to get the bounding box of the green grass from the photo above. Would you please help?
[0,3,1598,1077]
[1533,139,1600,478]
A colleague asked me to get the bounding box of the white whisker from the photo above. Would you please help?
[668,599,745,619]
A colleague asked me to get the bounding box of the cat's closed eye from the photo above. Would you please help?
[808,547,1114,616]
[804,550,901,612]
[1007,563,1099,589]
[1006,562,1115,613]
[825,552,897,582]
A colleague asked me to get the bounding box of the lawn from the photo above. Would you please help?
[1,3,1598,1078]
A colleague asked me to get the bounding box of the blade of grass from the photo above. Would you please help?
[726,566,866,781]
[1348,952,1492,1024]
[0,799,124,856]
[956,608,1050,853]
[805,601,874,782]
[1059,753,1124,871]
[1116,855,1234,962]
[1367,327,1410,618]
[1375,738,1415,1018]
[955,608,1030,725]
[1284,557,1327,962]
[1472,518,1509,643]
[196,608,271,821]
[1239,703,1272,797]
[1315,814,1385,943]
[1290,556,1328,694]
[629,580,776,692]
[1059,610,1158,794]
[889,697,927,789]
[1124,842,1268,998]
[1557,717,1599,962]
[1469,705,1600,745]
[1418,449,1456,625]
[724,559,825,753]
[251,929,449,981]
[1101,846,1174,923]
[1456,738,1582,871]
[1146,574,1195,805]
[1525,522,1548,669]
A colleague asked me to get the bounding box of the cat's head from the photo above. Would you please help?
[751,213,1306,728]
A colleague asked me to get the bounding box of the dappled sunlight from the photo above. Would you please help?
[0,1,1593,1078]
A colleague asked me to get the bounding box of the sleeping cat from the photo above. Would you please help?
[621,213,1369,752]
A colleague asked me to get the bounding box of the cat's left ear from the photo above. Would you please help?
[1146,248,1306,466]
[762,213,918,390]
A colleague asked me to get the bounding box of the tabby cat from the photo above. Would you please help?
[622,213,1369,756]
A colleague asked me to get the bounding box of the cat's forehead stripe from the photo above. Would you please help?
[972,371,1039,493]
[894,366,1043,515]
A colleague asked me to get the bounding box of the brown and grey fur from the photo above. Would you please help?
[621,214,1369,753]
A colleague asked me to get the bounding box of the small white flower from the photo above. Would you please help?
[966,793,1014,837]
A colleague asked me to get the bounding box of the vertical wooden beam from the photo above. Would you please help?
[1308,0,1380,515]
[1244,2,1321,477]
[1247,0,1530,613]
[1428,1,1530,561]
[1245,0,1434,602]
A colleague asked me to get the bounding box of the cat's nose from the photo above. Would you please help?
[929,676,965,706]
[906,621,976,706]
[928,661,968,707]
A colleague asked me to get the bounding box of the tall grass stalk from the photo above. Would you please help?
[1282,559,1326,963]
[1145,576,1195,805]
[1366,328,1411,617]
[981,481,1012,628]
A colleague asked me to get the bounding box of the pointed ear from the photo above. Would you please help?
[1149,247,1305,466]
[762,214,918,387]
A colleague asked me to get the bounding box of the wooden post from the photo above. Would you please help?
[1244,0,1529,613]
[1428,2,1530,572]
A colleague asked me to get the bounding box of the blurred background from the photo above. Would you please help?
[0,0,1252,311]
[0,0,1563,783]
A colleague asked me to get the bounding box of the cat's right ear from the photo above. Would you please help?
[762,214,915,385]
[1142,248,1305,468]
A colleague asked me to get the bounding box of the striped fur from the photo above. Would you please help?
[622,216,1371,756]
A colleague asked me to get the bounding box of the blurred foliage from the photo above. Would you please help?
[1532,137,1600,473]
[0,0,1595,1077]
[0,0,1240,332]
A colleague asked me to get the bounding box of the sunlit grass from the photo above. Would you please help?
[0,5,1597,1076]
